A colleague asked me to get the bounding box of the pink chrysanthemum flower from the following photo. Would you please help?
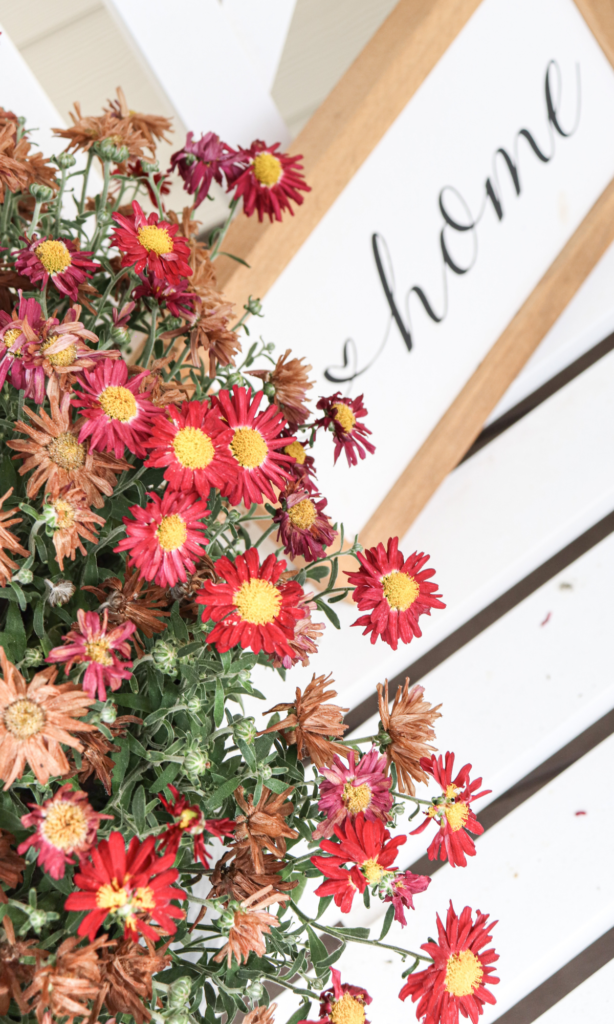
[271,598,325,670]
[144,399,237,498]
[47,608,136,701]
[273,482,337,563]
[299,968,372,1024]
[71,358,156,459]
[18,784,111,880]
[399,902,499,1024]
[111,200,192,286]
[115,489,210,589]
[381,869,431,927]
[13,236,99,301]
[410,752,491,868]
[282,437,319,493]
[313,747,393,840]
[346,537,445,650]
[315,392,375,467]
[215,386,295,507]
[229,140,311,223]
[169,131,243,206]
[196,548,305,659]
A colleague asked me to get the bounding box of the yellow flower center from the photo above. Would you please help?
[445,784,460,799]
[381,570,419,611]
[330,994,365,1024]
[179,808,199,829]
[2,328,21,350]
[137,225,173,255]
[96,880,130,912]
[41,801,88,851]
[234,577,282,625]
[85,639,113,667]
[35,239,72,274]
[332,402,356,434]
[288,498,317,530]
[98,385,138,422]
[47,432,86,470]
[51,498,76,529]
[157,514,187,551]
[361,858,385,885]
[252,152,283,187]
[4,698,45,739]
[342,782,372,814]
[284,440,306,464]
[444,802,470,832]
[230,427,268,469]
[445,949,484,997]
[41,335,77,367]
[133,885,156,911]
[173,426,215,469]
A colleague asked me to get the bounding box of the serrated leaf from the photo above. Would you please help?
[213,677,224,728]
[379,903,395,940]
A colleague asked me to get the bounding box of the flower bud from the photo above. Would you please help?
[183,153,198,167]
[263,341,276,352]
[237,669,251,684]
[234,717,257,744]
[22,646,44,668]
[168,977,192,1009]
[110,324,131,348]
[225,509,242,524]
[217,907,238,933]
[28,909,50,932]
[54,152,77,170]
[100,701,118,725]
[245,296,263,316]
[44,578,76,607]
[185,695,203,715]
[12,567,33,585]
[29,183,54,202]
[152,639,178,676]
[140,159,160,174]
[164,316,183,331]
[226,372,246,388]
[258,763,273,781]
[262,381,276,399]
[165,1014,189,1024]
[183,748,211,776]
[246,981,265,1004]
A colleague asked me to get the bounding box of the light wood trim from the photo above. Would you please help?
[359,174,614,547]
[215,0,483,307]
[573,0,614,68]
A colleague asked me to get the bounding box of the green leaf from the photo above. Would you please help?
[124,732,148,760]
[143,706,174,727]
[33,600,45,638]
[236,738,256,769]
[81,552,98,586]
[316,895,333,920]
[265,777,292,795]
[306,925,328,965]
[132,785,146,835]
[284,1003,311,1024]
[328,556,339,591]
[213,677,224,729]
[306,565,328,581]
[5,600,26,660]
[204,776,242,810]
[148,761,181,791]
[316,941,346,970]
[336,926,370,939]
[111,738,131,793]
[315,599,341,630]
[171,600,189,643]
[379,904,395,941]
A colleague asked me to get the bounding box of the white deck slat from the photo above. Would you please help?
[0,22,64,154]
[530,958,614,1022]
[221,0,298,94]
[273,734,614,1022]
[105,0,290,147]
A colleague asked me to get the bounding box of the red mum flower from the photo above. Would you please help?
[196,548,304,659]
[13,236,99,301]
[65,832,186,942]
[18,784,111,879]
[204,817,236,839]
[399,902,499,1024]
[282,438,319,492]
[273,482,337,563]
[300,968,372,1024]
[315,392,375,467]
[410,753,491,868]
[170,131,242,207]
[113,158,171,207]
[144,399,236,498]
[47,609,135,702]
[111,200,192,285]
[346,537,445,650]
[381,869,431,927]
[158,785,211,867]
[229,140,311,222]
[215,386,295,507]
[133,274,196,319]
[313,747,393,841]
[115,489,209,589]
[312,813,406,912]
[71,358,156,459]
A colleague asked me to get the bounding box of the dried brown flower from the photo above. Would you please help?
[53,103,146,160]
[234,786,298,873]
[91,939,171,1024]
[0,916,39,1015]
[245,1003,277,1024]
[7,386,130,508]
[0,655,97,789]
[249,349,314,426]
[208,844,298,903]
[0,830,24,893]
[106,87,172,154]
[188,295,241,376]
[129,355,191,408]
[259,673,349,768]
[24,935,107,1024]
[377,679,441,795]
[83,567,169,653]
[271,599,325,670]
[213,887,287,968]
[44,486,105,570]
[0,122,31,200]
[0,488,28,586]
[70,714,142,795]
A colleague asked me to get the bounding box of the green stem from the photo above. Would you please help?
[55,168,67,235]
[26,199,44,239]
[253,522,277,548]
[290,902,431,963]
[39,279,48,319]
[0,190,13,241]
[392,791,431,805]
[209,199,238,261]
[338,735,379,745]
[90,270,125,329]
[147,172,165,218]
[140,303,159,367]
[78,151,94,217]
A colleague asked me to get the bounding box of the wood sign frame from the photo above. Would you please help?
[217,0,614,551]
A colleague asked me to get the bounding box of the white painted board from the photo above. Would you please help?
[221,0,297,93]
[530,958,614,1022]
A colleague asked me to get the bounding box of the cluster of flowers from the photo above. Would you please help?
[0,90,498,1024]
